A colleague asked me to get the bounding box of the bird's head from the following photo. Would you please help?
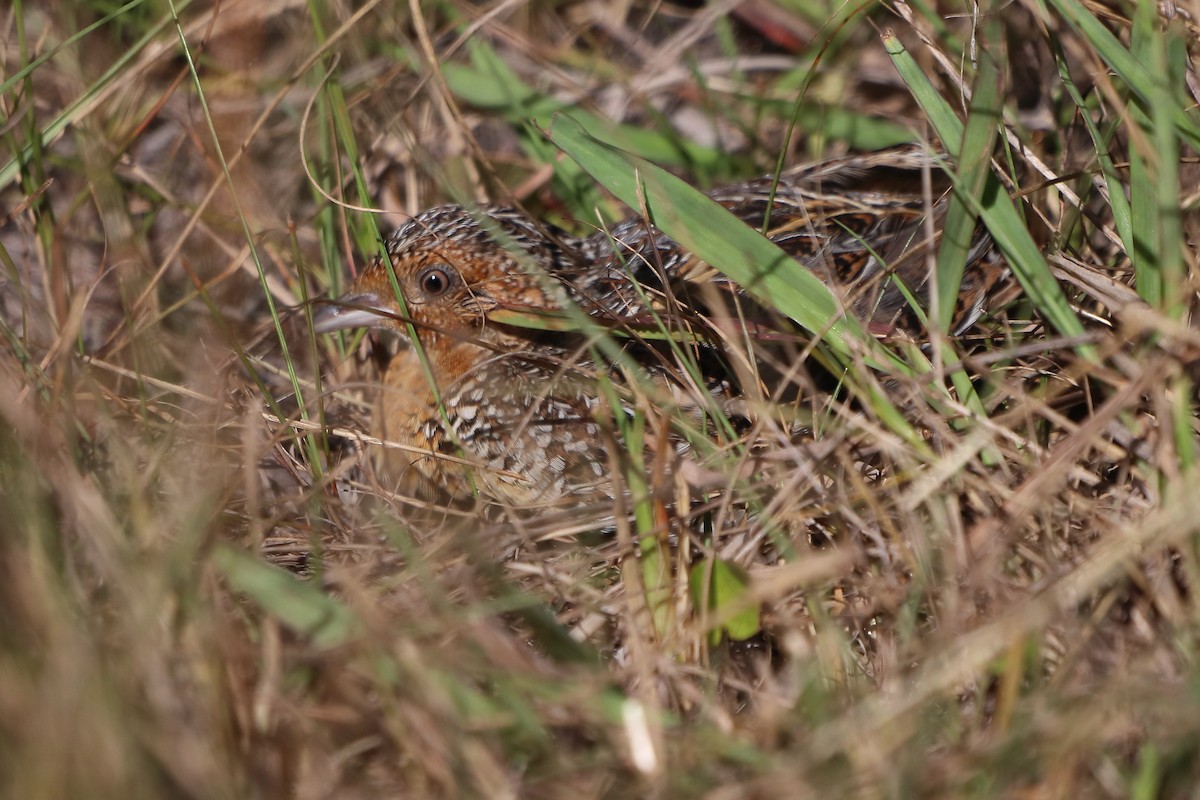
[313,205,578,345]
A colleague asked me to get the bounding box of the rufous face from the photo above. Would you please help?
[314,205,565,344]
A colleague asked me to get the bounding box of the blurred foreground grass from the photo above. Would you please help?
[2,1,1200,797]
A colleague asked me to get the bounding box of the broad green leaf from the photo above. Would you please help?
[745,98,917,151]
[443,41,723,170]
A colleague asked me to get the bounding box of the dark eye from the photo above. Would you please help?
[419,266,452,297]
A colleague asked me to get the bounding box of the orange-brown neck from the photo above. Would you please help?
[399,329,492,394]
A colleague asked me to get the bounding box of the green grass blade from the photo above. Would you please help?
[1128,1,1160,306]
[0,0,192,191]
[547,115,903,373]
[1044,0,1200,151]
[1051,40,1134,260]
[884,30,1089,351]
[934,25,1001,335]
[1150,22,1187,319]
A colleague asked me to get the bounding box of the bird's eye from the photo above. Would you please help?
[419,266,452,297]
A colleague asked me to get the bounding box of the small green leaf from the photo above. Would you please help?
[689,558,760,644]
[639,537,672,637]
[213,545,359,648]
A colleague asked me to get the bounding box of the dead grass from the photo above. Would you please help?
[2,0,1199,797]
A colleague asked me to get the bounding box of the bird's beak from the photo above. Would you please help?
[311,292,391,333]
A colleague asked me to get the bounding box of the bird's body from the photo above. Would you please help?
[372,335,610,504]
[315,146,1007,506]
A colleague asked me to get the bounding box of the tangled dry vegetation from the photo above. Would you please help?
[2,1,1200,797]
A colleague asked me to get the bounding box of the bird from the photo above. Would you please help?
[313,145,1008,507]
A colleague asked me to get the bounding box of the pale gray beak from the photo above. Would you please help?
[311,294,389,333]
